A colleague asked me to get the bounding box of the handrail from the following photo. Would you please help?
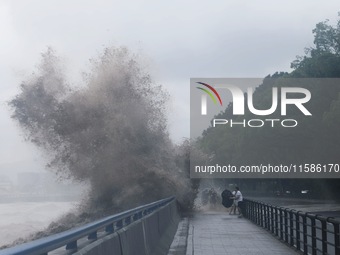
[0,196,175,255]
[243,198,340,255]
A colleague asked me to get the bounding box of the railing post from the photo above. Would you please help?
[289,209,294,246]
[271,206,274,234]
[296,211,301,251]
[244,200,248,218]
[259,203,263,227]
[309,214,317,255]
[275,206,279,237]
[247,200,252,219]
[125,216,131,225]
[256,202,260,225]
[258,202,262,225]
[266,204,270,231]
[248,200,251,218]
[248,200,253,221]
[320,218,327,255]
[133,212,140,221]
[280,208,284,240]
[261,203,266,228]
[116,219,123,229]
[333,221,340,255]
[264,204,267,229]
[303,213,308,255]
[66,240,77,250]
[284,209,289,243]
[88,231,97,240]
[254,202,258,225]
[252,200,256,223]
[105,224,114,233]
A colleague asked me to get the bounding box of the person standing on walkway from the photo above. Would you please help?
[234,186,243,216]
[209,188,218,209]
[229,189,237,215]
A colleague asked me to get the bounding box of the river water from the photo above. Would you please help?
[0,201,77,247]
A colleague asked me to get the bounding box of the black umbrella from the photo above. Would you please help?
[221,189,233,208]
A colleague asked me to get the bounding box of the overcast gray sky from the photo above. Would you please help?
[1,0,340,179]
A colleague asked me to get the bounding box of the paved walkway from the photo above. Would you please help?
[184,211,300,255]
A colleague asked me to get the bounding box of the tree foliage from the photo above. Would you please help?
[291,13,340,77]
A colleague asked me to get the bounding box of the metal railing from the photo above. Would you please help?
[0,196,175,255]
[243,199,340,255]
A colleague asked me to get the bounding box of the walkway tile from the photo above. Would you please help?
[186,211,299,255]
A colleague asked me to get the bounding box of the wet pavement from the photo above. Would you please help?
[169,210,300,255]
[168,198,340,255]
[186,211,300,255]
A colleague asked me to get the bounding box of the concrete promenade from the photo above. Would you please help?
[170,210,300,255]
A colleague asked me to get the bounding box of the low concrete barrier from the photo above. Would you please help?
[118,221,147,255]
[143,211,160,254]
[74,233,122,255]
[74,200,180,255]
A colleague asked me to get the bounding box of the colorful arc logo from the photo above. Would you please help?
[196,82,223,115]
